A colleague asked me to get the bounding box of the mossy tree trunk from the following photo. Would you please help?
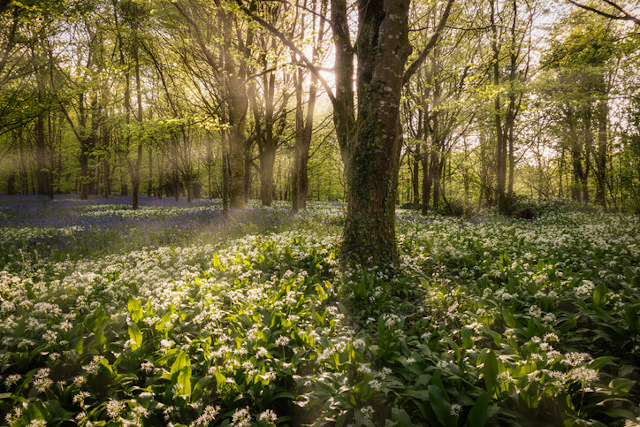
[339,0,412,266]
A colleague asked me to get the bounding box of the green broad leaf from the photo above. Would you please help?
[315,284,328,302]
[170,351,189,376]
[602,408,637,420]
[177,367,192,398]
[212,252,220,269]
[73,336,84,355]
[283,246,293,260]
[461,327,473,349]
[128,323,142,350]
[390,408,413,426]
[26,399,48,419]
[192,376,210,402]
[428,385,451,426]
[589,356,615,370]
[467,392,492,427]
[128,298,144,322]
[403,389,430,401]
[113,374,138,387]
[157,310,174,332]
[502,308,516,328]
[592,285,607,308]
[483,350,499,395]
[273,391,296,400]
[610,378,636,394]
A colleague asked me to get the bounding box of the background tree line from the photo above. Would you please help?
[1,0,639,260]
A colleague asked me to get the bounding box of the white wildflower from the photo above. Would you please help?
[259,409,278,423]
[450,403,462,417]
[275,336,290,346]
[361,406,374,419]
[105,399,125,418]
[231,406,251,427]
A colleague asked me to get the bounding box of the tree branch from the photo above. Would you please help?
[232,0,337,107]
[403,0,455,85]
[566,0,640,26]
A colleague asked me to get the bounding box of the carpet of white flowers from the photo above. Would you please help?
[0,197,639,426]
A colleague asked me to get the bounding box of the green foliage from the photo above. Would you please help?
[1,201,640,425]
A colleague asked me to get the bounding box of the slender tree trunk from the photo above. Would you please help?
[292,67,304,211]
[244,139,253,204]
[147,147,153,196]
[222,13,247,210]
[293,0,326,211]
[260,146,276,206]
[259,69,277,206]
[432,153,441,210]
[131,7,144,210]
[558,146,564,198]
[421,147,431,214]
[330,0,355,168]
[594,99,607,207]
[582,105,592,203]
[35,70,53,198]
[491,0,509,215]
[412,144,420,207]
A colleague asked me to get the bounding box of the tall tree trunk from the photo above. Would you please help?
[293,0,326,212]
[412,144,420,207]
[35,73,53,197]
[432,153,441,210]
[594,99,607,207]
[294,73,319,211]
[421,147,431,214]
[330,0,355,168]
[582,105,592,203]
[244,139,253,204]
[260,146,276,206]
[259,69,277,206]
[292,66,304,211]
[340,0,411,266]
[131,5,144,210]
[222,13,247,210]
[147,147,153,197]
[490,0,509,215]
[558,146,564,198]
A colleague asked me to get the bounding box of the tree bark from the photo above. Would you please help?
[131,5,144,210]
[594,99,608,207]
[340,0,412,266]
[222,11,247,210]
[412,144,420,207]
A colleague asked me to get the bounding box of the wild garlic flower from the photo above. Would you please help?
[259,409,278,423]
[73,391,91,406]
[231,407,251,427]
[191,405,220,427]
[275,336,290,346]
[569,366,599,386]
[369,379,382,391]
[4,374,21,388]
[105,399,126,418]
[450,403,462,417]
[361,406,374,419]
[33,368,53,393]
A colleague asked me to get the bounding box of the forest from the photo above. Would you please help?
[0,0,639,217]
[1,0,640,425]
